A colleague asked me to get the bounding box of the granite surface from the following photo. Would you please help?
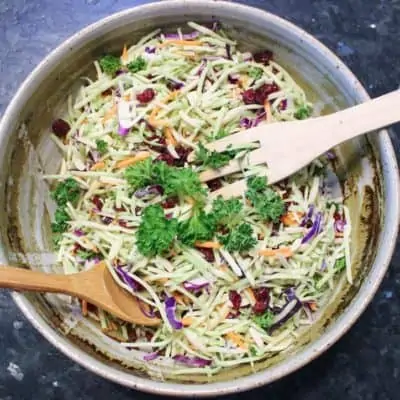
[0,0,399,399]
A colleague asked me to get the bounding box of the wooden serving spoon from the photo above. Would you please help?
[198,90,400,198]
[0,261,160,326]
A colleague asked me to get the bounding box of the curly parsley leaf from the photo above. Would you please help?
[334,256,346,271]
[178,207,216,246]
[95,139,108,155]
[127,56,147,73]
[246,177,284,222]
[195,143,244,169]
[218,223,257,252]
[136,204,178,257]
[294,104,313,120]
[211,196,243,229]
[51,208,71,233]
[99,55,121,76]
[253,310,274,330]
[124,158,155,190]
[51,178,80,207]
[248,67,263,80]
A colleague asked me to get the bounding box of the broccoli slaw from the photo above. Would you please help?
[45,22,351,375]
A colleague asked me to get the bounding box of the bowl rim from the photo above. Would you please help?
[2,0,399,396]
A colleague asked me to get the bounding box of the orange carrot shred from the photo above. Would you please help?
[90,161,105,171]
[245,288,256,304]
[81,300,88,317]
[264,100,272,123]
[158,40,203,47]
[225,332,248,350]
[281,211,304,227]
[195,241,221,249]
[164,127,177,146]
[258,247,293,258]
[181,316,193,326]
[115,151,150,169]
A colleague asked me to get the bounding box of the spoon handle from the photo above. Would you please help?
[0,265,73,295]
[323,89,400,145]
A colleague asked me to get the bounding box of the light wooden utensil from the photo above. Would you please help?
[199,90,400,198]
[0,261,160,326]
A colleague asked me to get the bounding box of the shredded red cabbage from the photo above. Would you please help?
[143,351,159,361]
[301,212,322,244]
[173,355,212,367]
[138,299,156,318]
[300,205,314,227]
[239,112,266,129]
[165,297,183,330]
[183,278,209,292]
[134,185,164,198]
[164,31,200,40]
[145,46,156,54]
[118,125,130,136]
[74,229,84,237]
[269,299,302,333]
[116,266,140,291]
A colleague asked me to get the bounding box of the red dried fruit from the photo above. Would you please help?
[242,89,257,104]
[136,88,155,104]
[333,212,342,221]
[279,99,287,111]
[161,197,179,209]
[114,205,126,212]
[101,88,112,97]
[118,220,129,228]
[255,83,280,104]
[92,195,103,211]
[229,290,242,310]
[207,178,223,192]
[51,118,70,138]
[254,50,273,65]
[253,287,270,315]
[197,247,215,262]
[156,153,175,165]
[227,310,240,319]
[101,216,113,225]
[174,146,191,167]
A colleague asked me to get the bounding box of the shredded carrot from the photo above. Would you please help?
[164,127,177,146]
[115,151,150,169]
[308,301,318,311]
[123,93,131,101]
[102,104,117,123]
[81,300,88,317]
[195,241,222,249]
[244,288,256,304]
[225,332,248,350]
[90,161,105,171]
[158,40,203,47]
[181,316,193,326]
[121,44,128,62]
[264,100,272,123]
[173,293,189,306]
[219,264,229,273]
[281,211,304,227]
[258,247,293,258]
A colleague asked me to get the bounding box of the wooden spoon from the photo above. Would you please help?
[0,261,160,326]
[198,90,400,198]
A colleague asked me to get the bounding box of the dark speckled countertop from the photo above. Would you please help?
[0,1,399,399]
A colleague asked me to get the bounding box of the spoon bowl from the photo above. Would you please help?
[0,262,160,326]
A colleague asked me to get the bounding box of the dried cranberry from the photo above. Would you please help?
[118,220,129,228]
[207,178,223,192]
[253,287,270,315]
[127,326,137,342]
[174,146,191,167]
[242,89,257,104]
[161,197,179,209]
[51,118,70,139]
[72,243,83,254]
[255,287,270,302]
[101,216,113,225]
[145,331,154,341]
[229,290,242,310]
[114,205,126,212]
[136,88,155,104]
[92,195,103,211]
[255,83,280,104]
[101,88,112,97]
[197,247,215,262]
[253,301,269,315]
[254,50,273,65]
[156,152,175,165]
[333,212,342,221]
[279,99,287,111]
